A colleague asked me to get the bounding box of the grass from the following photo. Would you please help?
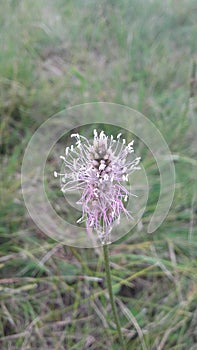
[0,0,197,349]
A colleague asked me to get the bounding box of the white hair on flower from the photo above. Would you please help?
[55,130,141,244]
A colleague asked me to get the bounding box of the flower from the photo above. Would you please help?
[54,130,141,244]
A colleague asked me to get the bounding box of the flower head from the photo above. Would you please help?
[54,130,141,244]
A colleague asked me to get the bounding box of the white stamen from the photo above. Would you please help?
[89,219,94,227]
[54,171,58,177]
[122,174,129,181]
[93,189,99,197]
[100,131,104,139]
[99,163,106,170]
[117,133,122,139]
[71,133,79,138]
[104,174,109,181]
[128,140,134,147]
[76,141,81,147]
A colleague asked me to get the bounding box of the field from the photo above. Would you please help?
[0,0,197,349]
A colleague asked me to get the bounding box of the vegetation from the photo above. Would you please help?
[0,0,197,349]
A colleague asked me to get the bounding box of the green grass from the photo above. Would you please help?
[0,0,197,349]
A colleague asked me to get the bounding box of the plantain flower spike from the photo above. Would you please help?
[54,130,141,244]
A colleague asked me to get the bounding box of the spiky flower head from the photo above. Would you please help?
[54,130,141,244]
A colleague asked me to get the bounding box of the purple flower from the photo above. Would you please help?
[54,130,141,244]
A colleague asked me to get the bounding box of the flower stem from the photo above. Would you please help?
[103,244,126,350]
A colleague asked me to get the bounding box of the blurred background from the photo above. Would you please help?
[0,0,197,349]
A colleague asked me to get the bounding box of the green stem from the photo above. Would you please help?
[103,244,126,350]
